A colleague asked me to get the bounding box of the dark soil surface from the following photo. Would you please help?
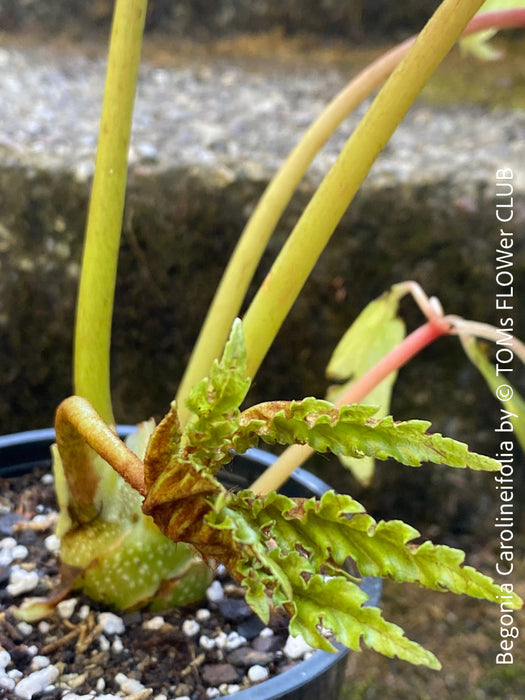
[2,465,524,699]
[0,468,311,698]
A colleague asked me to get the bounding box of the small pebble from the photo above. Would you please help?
[115,672,147,694]
[0,537,17,549]
[57,597,77,619]
[206,580,224,602]
[29,655,50,671]
[205,689,220,699]
[40,473,54,485]
[16,622,33,637]
[11,545,28,560]
[247,664,269,683]
[0,675,15,692]
[195,608,211,622]
[143,615,165,631]
[0,549,13,567]
[13,665,59,699]
[283,633,314,660]
[214,631,228,650]
[44,534,60,554]
[225,631,247,651]
[0,650,11,669]
[78,604,90,620]
[182,619,200,637]
[227,685,241,695]
[98,612,125,635]
[38,621,50,634]
[7,568,39,596]
[216,563,228,578]
[112,638,124,654]
[136,141,158,161]
[199,635,215,650]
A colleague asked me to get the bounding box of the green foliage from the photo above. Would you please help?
[460,1,525,59]
[462,337,525,451]
[325,289,405,484]
[17,420,212,622]
[136,321,521,668]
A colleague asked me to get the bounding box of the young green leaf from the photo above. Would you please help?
[326,288,406,484]
[461,337,525,451]
[460,0,525,58]
[236,399,501,471]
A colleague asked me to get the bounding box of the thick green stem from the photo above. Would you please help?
[74,0,147,424]
[174,40,411,425]
[242,0,484,382]
[175,3,514,425]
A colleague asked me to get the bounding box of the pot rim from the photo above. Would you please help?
[0,428,382,699]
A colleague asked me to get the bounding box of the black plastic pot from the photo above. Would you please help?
[0,428,382,700]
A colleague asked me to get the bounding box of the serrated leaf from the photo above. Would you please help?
[186,317,250,420]
[137,318,520,668]
[289,575,441,668]
[233,490,522,608]
[237,398,501,471]
[326,289,406,485]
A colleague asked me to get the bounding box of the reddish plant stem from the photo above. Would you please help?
[251,317,452,495]
[335,318,451,407]
[466,9,525,34]
[55,396,147,498]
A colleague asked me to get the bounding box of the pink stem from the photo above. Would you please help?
[464,10,525,34]
[336,319,451,407]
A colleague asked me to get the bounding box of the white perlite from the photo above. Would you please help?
[13,665,59,699]
[44,533,60,554]
[195,608,211,622]
[115,673,147,694]
[182,619,200,637]
[248,664,269,683]
[199,635,216,650]
[283,633,315,660]
[57,597,78,619]
[7,568,39,596]
[29,656,50,671]
[16,622,33,637]
[98,612,125,635]
[225,632,247,651]
[0,675,15,693]
[143,615,165,631]
[206,580,224,602]
[0,650,10,670]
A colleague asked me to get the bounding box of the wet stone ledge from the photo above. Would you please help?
[0,44,524,538]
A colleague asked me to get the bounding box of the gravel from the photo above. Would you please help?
[0,467,335,699]
[0,44,523,192]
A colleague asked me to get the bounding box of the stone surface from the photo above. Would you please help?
[0,0,440,40]
[0,42,524,541]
